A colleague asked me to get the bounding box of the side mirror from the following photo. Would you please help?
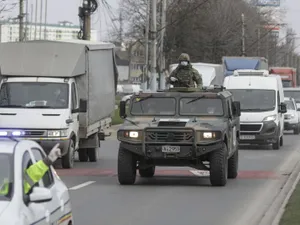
[79,99,87,113]
[232,101,241,117]
[279,103,287,113]
[29,187,52,203]
[119,101,127,118]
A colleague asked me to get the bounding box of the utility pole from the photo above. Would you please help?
[143,0,150,91]
[159,0,166,90]
[30,3,33,40]
[39,0,43,39]
[150,0,157,92]
[241,13,245,56]
[34,0,37,40]
[79,0,92,40]
[266,32,269,60]
[44,0,48,39]
[25,0,29,40]
[19,0,25,41]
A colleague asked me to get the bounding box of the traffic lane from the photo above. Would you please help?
[57,134,300,225]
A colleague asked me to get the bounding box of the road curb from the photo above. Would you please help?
[271,161,300,225]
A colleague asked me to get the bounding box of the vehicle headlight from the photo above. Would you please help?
[47,130,68,137]
[117,130,142,140]
[197,131,221,141]
[263,115,277,122]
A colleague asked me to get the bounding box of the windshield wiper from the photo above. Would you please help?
[186,95,205,104]
[124,118,138,127]
[0,104,23,108]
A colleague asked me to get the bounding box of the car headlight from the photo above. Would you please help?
[118,130,142,140]
[47,130,68,137]
[197,131,221,141]
[263,115,277,122]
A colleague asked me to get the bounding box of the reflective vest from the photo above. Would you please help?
[0,160,49,195]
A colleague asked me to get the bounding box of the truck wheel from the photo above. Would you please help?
[209,142,228,186]
[61,139,75,169]
[78,149,88,162]
[228,149,238,179]
[139,166,155,178]
[272,136,280,150]
[118,147,137,185]
[87,148,98,162]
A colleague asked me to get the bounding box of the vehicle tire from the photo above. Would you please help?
[272,136,280,150]
[209,142,228,186]
[139,166,155,177]
[78,149,88,162]
[294,127,299,134]
[228,149,238,179]
[87,148,98,162]
[280,136,283,146]
[61,139,75,169]
[118,147,137,185]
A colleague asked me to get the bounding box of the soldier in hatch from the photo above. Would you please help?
[167,53,203,88]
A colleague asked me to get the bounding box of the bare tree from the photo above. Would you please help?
[0,0,17,18]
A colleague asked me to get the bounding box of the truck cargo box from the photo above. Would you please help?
[0,40,118,134]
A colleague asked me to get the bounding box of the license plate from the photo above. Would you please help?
[162,146,180,153]
[240,135,255,140]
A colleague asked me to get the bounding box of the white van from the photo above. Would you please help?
[223,70,287,149]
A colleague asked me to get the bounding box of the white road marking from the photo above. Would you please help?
[68,181,96,190]
[190,170,210,176]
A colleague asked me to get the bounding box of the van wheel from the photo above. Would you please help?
[272,137,280,150]
[78,149,88,162]
[209,142,228,186]
[280,136,283,146]
[87,148,98,162]
[61,139,75,169]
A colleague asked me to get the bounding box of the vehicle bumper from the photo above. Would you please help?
[239,121,279,145]
[284,121,298,130]
[120,141,223,159]
[16,137,70,155]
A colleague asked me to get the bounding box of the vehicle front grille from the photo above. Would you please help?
[23,130,46,136]
[240,124,262,132]
[145,130,193,143]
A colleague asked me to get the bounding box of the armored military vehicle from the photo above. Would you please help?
[117,86,241,186]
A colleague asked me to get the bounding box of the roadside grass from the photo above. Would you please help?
[279,181,300,225]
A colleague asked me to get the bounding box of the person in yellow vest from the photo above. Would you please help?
[0,143,61,195]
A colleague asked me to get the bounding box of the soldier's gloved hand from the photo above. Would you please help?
[170,77,178,82]
[47,144,61,164]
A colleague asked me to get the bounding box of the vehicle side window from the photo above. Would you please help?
[22,151,38,197]
[71,83,77,110]
[31,148,54,188]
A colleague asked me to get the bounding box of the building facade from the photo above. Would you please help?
[0,20,97,42]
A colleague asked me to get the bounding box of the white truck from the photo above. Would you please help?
[0,40,118,168]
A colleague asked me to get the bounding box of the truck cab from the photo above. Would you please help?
[269,67,297,87]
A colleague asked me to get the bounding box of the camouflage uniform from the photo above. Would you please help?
[167,53,202,88]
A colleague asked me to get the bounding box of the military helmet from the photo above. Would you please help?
[178,53,190,62]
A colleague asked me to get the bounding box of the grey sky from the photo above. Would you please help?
[8,0,300,49]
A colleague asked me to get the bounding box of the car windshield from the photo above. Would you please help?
[179,97,224,116]
[282,80,292,87]
[228,89,276,112]
[0,153,13,201]
[284,91,300,103]
[0,82,69,109]
[130,97,176,115]
[285,100,295,110]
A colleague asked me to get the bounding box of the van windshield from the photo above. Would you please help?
[0,82,69,109]
[228,89,276,112]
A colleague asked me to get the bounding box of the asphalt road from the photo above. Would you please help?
[55,132,300,225]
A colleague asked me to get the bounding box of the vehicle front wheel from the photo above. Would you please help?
[209,142,228,186]
[61,139,75,169]
[272,136,280,150]
[118,147,137,185]
[87,148,98,162]
[139,166,155,177]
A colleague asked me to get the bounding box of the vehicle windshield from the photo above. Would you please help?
[179,97,224,116]
[282,80,293,87]
[284,91,300,103]
[285,100,295,110]
[130,97,176,115]
[228,89,276,112]
[0,82,69,109]
[0,153,13,201]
